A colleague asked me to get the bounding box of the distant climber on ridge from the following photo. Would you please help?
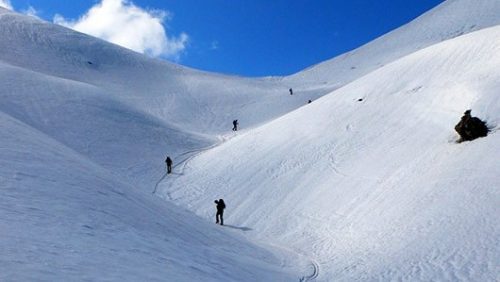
[454,109,488,142]
[165,156,173,174]
[289,88,293,95]
[232,119,238,131]
[214,199,226,225]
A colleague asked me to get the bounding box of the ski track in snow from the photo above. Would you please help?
[154,133,232,196]
[299,260,320,282]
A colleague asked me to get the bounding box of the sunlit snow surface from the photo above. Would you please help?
[1,0,499,281]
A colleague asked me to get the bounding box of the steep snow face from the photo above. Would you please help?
[0,60,214,190]
[160,26,500,281]
[285,0,500,88]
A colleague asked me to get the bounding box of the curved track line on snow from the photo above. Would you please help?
[299,260,320,282]
[152,172,167,194]
[152,133,233,194]
[256,239,321,282]
[173,133,232,175]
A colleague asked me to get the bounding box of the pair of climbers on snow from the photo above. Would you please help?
[163,156,227,225]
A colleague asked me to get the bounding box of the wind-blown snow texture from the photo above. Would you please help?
[1,0,499,281]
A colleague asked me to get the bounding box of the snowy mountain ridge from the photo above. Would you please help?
[287,0,500,88]
[1,1,499,281]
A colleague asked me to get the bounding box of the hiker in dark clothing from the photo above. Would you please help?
[214,199,226,225]
[232,120,238,131]
[455,110,488,142]
[165,156,173,174]
[289,88,293,95]
[455,110,471,140]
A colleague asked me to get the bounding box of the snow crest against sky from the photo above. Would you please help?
[53,0,188,59]
[5,0,445,76]
[0,0,12,10]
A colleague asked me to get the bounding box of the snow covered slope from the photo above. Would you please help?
[160,13,500,282]
[286,0,500,89]
[0,7,304,281]
[0,7,333,136]
[0,6,337,191]
[1,0,500,281]
[0,110,301,281]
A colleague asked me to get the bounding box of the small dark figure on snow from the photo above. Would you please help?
[165,156,173,174]
[214,199,226,225]
[289,88,293,95]
[454,109,488,142]
[308,100,312,104]
[232,119,238,131]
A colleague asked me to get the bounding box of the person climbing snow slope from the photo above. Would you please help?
[214,199,226,225]
[165,156,173,174]
[232,120,238,131]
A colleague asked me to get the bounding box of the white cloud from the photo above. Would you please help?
[53,0,188,59]
[0,0,12,10]
[210,40,219,50]
[22,6,39,18]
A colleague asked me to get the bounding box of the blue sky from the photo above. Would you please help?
[5,0,445,77]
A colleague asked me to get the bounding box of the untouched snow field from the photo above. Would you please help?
[1,0,499,281]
